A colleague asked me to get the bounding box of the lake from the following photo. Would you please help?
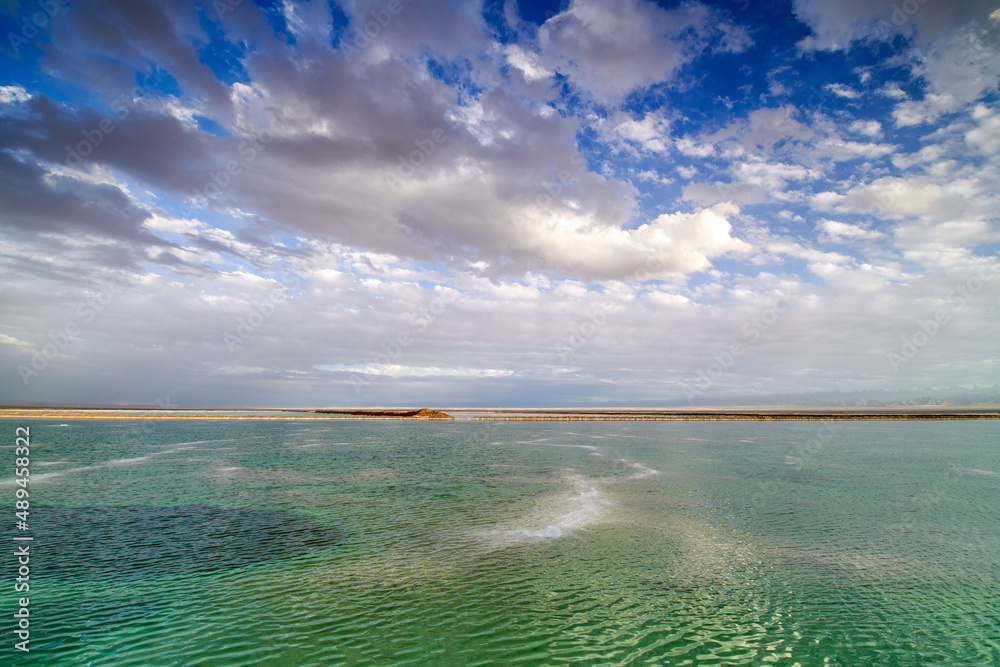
[3,419,998,665]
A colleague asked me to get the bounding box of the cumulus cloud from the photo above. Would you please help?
[604,111,672,153]
[793,0,1000,102]
[792,0,997,49]
[825,83,861,99]
[537,0,749,103]
[2,0,998,407]
[511,203,751,280]
[813,176,998,224]
[0,85,31,104]
[818,219,885,241]
[849,120,882,137]
[504,44,553,83]
[965,104,1000,157]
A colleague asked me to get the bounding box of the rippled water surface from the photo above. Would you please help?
[2,419,998,665]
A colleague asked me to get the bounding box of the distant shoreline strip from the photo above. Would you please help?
[0,412,997,421]
[0,413,447,420]
[464,414,999,421]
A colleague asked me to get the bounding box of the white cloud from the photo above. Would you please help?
[319,364,517,379]
[610,113,671,153]
[965,105,1000,157]
[793,0,1000,105]
[504,44,553,83]
[879,83,908,99]
[818,219,885,241]
[676,165,698,179]
[825,83,861,99]
[894,219,1000,252]
[511,203,751,280]
[731,160,821,189]
[915,22,1000,104]
[701,106,814,158]
[3,0,998,407]
[0,85,31,104]
[792,0,995,49]
[144,215,207,235]
[849,119,882,137]
[675,136,716,158]
[635,169,672,185]
[0,334,33,349]
[815,137,896,161]
[892,94,956,128]
[675,107,897,211]
[537,0,747,103]
[812,174,999,228]
[891,144,947,170]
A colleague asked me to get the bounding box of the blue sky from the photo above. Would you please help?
[1,0,998,407]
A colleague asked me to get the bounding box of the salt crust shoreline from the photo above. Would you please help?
[2,408,998,421]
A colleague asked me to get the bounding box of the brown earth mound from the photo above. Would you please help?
[410,408,453,419]
[311,408,453,419]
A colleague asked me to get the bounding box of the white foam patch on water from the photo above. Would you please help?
[0,445,196,486]
[513,479,609,538]
[480,474,613,546]
[955,467,1000,478]
[165,439,239,447]
[292,441,357,449]
[210,465,252,482]
[617,459,660,479]
[106,453,161,466]
[105,445,195,467]
[477,435,663,546]
[528,441,604,455]
[16,470,76,484]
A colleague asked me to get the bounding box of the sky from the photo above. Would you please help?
[0,0,998,408]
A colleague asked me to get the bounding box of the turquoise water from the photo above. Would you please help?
[2,419,998,666]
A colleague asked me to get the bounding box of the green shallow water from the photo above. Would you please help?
[2,419,998,666]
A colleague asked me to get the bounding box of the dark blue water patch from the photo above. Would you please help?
[29,505,343,581]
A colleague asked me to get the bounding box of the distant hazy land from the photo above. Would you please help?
[2,406,999,420]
